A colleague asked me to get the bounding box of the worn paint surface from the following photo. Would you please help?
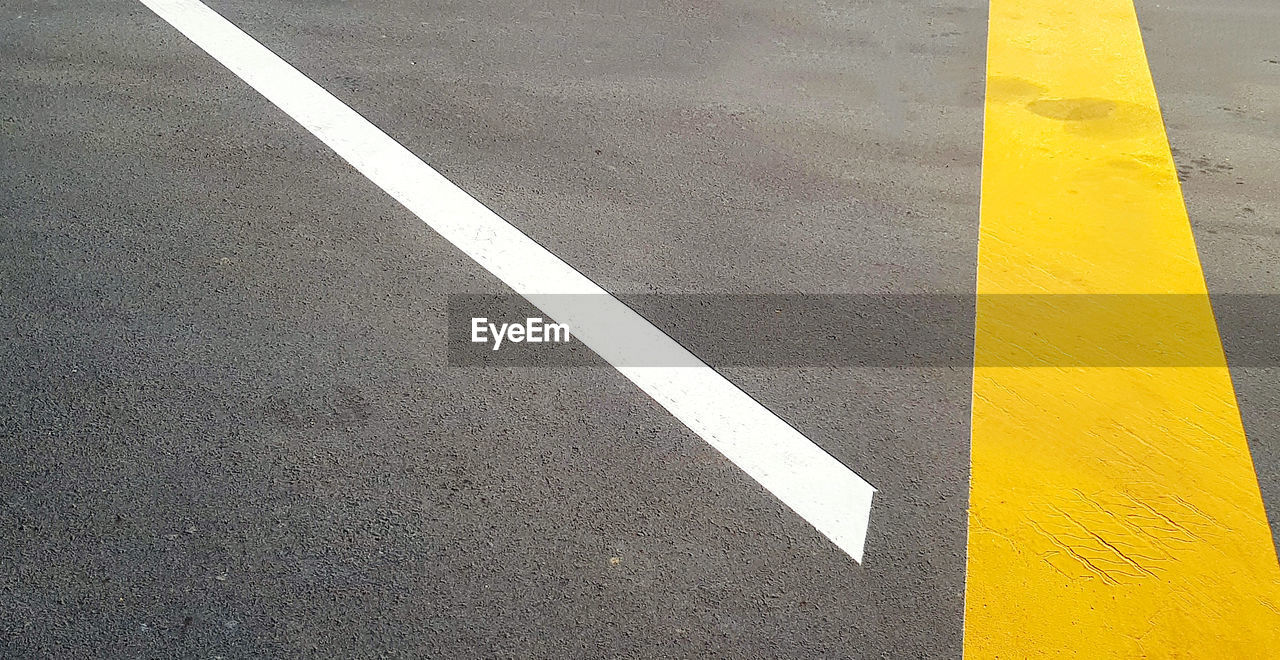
[967,0,1280,655]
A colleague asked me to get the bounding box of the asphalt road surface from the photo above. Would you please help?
[2,0,1277,657]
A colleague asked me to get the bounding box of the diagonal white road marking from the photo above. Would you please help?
[138,0,875,561]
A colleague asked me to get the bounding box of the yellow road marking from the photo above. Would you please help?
[966,0,1280,655]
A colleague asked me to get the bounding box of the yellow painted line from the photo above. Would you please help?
[966,0,1280,656]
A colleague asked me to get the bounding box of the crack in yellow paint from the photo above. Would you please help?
[966,0,1280,655]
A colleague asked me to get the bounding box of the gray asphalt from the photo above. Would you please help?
[1,0,1275,657]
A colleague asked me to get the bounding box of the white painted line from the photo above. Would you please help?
[138,0,876,561]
